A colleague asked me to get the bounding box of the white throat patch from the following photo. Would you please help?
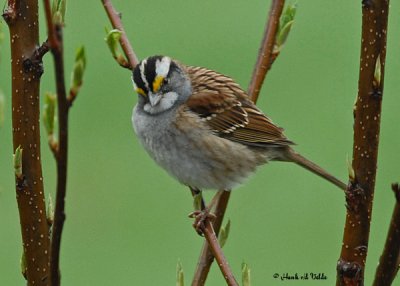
[143,91,179,114]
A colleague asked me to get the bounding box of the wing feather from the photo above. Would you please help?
[185,66,293,147]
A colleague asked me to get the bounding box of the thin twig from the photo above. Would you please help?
[101,0,139,69]
[190,188,238,286]
[248,0,285,103]
[192,191,231,286]
[336,1,390,285]
[43,0,71,285]
[372,183,400,286]
[36,40,50,59]
[202,220,237,286]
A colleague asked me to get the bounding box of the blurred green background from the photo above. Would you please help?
[1,0,400,285]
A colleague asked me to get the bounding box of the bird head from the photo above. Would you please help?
[132,55,192,114]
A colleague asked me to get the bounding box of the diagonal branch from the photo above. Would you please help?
[192,2,286,285]
[102,0,139,69]
[247,0,285,103]
[336,1,390,285]
[190,189,238,286]
[191,191,231,285]
[372,183,400,286]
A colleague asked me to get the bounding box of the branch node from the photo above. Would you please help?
[23,57,44,79]
[345,182,367,213]
[369,89,382,100]
[361,0,373,9]
[354,245,368,256]
[2,1,17,25]
[16,176,28,192]
[337,259,363,286]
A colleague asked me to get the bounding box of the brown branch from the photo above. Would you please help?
[336,1,390,285]
[202,219,237,286]
[3,0,50,285]
[192,191,231,285]
[247,0,285,103]
[372,183,400,286]
[42,0,72,285]
[36,40,50,59]
[190,189,238,286]
[101,0,139,69]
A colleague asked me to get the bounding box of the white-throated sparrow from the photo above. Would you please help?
[132,55,346,192]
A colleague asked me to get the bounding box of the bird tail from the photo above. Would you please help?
[283,149,347,191]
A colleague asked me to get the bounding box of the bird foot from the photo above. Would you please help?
[188,208,216,236]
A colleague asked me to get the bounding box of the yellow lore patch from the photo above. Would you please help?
[152,75,164,93]
[136,88,147,97]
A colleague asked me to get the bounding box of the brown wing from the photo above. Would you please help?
[185,66,293,147]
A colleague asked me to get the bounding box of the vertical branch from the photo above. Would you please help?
[247,0,285,103]
[2,0,50,285]
[42,1,72,285]
[372,183,400,286]
[101,0,139,69]
[336,1,389,285]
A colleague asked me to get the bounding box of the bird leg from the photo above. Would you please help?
[189,188,223,236]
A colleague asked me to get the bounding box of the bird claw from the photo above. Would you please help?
[188,209,216,236]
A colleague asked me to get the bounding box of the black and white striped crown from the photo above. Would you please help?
[132,55,178,96]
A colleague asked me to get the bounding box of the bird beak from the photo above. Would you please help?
[148,92,162,106]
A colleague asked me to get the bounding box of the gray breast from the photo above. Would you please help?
[132,105,268,190]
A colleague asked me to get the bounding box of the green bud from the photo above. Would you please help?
[53,11,62,25]
[52,0,67,25]
[280,3,297,28]
[373,54,382,88]
[70,46,86,97]
[43,92,56,136]
[60,0,67,21]
[176,260,184,286]
[276,3,297,50]
[347,156,355,182]
[72,60,84,88]
[218,219,231,248]
[75,46,87,70]
[105,28,123,58]
[14,146,23,178]
[242,262,251,286]
[51,0,58,15]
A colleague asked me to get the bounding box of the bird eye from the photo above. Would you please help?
[163,78,169,85]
